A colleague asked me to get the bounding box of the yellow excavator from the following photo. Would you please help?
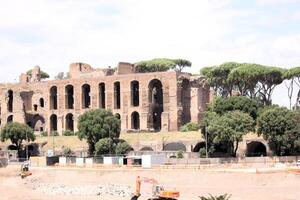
[19,162,32,179]
[131,176,180,200]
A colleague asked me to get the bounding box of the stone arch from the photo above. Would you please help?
[39,98,44,108]
[50,86,58,110]
[82,84,91,108]
[140,146,153,151]
[65,113,74,131]
[7,115,13,123]
[114,81,121,109]
[33,115,45,132]
[65,85,74,109]
[148,79,163,131]
[99,82,106,109]
[50,114,57,132]
[181,79,191,125]
[163,142,186,151]
[193,141,206,152]
[7,90,13,112]
[131,80,139,107]
[131,111,140,130]
[246,141,267,157]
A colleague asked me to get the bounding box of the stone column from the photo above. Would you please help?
[161,112,169,132]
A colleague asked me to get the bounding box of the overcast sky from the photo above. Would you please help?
[1,0,300,107]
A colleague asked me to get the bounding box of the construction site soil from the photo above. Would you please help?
[1,166,300,200]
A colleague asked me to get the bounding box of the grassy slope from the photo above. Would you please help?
[0,131,202,151]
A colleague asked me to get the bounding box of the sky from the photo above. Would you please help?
[1,0,300,107]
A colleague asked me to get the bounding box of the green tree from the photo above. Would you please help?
[26,69,50,79]
[115,141,133,155]
[208,111,254,157]
[172,59,192,72]
[284,67,300,109]
[0,122,35,156]
[210,96,262,120]
[135,58,175,72]
[201,62,241,97]
[94,138,114,156]
[77,109,121,156]
[228,63,263,98]
[257,107,300,155]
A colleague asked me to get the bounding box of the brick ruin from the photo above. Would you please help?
[0,62,210,135]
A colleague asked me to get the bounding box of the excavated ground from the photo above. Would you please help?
[0,165,300,200]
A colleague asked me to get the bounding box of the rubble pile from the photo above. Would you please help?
[24,178,131,197]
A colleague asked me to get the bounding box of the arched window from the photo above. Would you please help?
[82,84,91,108]
[181,79,191,125]
[39,98,44,108]
[131,81,139,107]
[148,79,163,131]
[99,83,106,109]
[50,86,58,110]
[50,114,57,132]
[131,111,140,130]
[65,113,74,131]
[114,82,121,109]
[33,104,38,111]
[7,115,13,123]
[7,90,13,112]
[65,85,74,109]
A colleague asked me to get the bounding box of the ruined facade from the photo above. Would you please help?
[0,62,210,135]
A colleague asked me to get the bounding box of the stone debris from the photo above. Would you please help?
[24,178,131,197]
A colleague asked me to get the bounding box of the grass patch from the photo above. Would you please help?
[1,131,202,151]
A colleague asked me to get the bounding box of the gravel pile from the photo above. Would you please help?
[24,178,131,197]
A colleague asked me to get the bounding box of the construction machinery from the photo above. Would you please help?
[19,161,32,179]
[131,176,180,200]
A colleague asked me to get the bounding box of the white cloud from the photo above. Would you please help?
[0,0,299,106]
[256,0,300,6]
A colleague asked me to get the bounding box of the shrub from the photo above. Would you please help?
[180,122,199,132]
[199,147,207,158]
[63,130,75,136]
[94,138,114,156]
[50,131,59,136]
[62,147,73,156]
[177,150,184,159]
[115,141,133,155]
[40,131,48,137]
[199,194,231,200]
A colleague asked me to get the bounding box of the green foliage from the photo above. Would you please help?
[115,141,133,155]
[207,111,254,157]
[135,58,191,73]
[201,62,284,105]
[210,96,262,120]
[177,150,184,159]
[200,62,241,96]
[172,59,192,72]
[257,107,300,156]
[26,69,50,79]
[40,131,48,137]
[77,109,121,156]
[94,138,114,156]
[62,147,73,156]
[50,131,59,136]
[199,194,231,200]
[0,122,35,154]
[283,67,300,80]
[199,147,207,158]
[63,130,75,136]
[180,122,200,132]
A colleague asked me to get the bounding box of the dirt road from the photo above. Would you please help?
[1,166,299,200]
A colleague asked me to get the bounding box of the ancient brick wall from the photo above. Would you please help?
[0,62,209,135]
